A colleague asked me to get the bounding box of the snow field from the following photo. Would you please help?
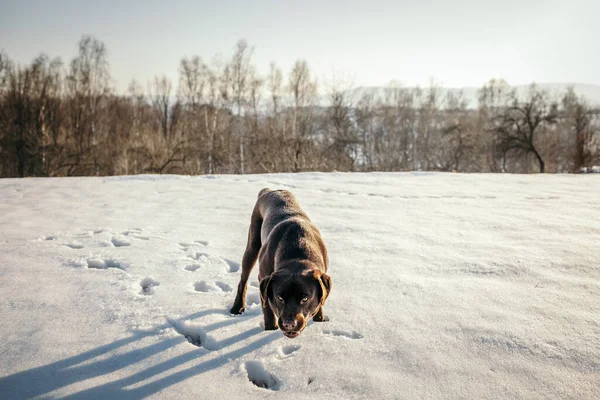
[0,172,599,399]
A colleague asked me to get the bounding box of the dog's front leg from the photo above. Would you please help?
[312,306,329,322]
[230,205,262,315]
[263,306,278,330]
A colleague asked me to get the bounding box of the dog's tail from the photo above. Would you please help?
[258,188,271,198]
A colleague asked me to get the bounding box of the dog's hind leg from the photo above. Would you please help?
[230,202,262,315]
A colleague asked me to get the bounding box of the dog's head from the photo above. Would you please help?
[260,268,331,338]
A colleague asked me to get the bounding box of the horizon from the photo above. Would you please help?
[1,0,599,93]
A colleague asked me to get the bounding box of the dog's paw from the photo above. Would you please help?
[264,323,279,331]
[313,314,329,322]
[230,305,245,315]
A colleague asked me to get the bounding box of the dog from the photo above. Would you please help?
[230,188,331,338]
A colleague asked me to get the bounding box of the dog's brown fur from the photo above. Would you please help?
[230,188,331,337]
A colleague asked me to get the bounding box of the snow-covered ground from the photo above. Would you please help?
[0,173,598,399]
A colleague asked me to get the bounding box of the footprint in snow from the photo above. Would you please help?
[188,252,239,273]
[243,361,280,391]
[139,277,160,295]
[42,235,58,241]
[322,329,363,340]
[111,236,131,247]
[86,258,123,270]
[184,264,202,272]
[188,251,209,260]
[244,292,261,307]
[278,344,301,358]
[65,241,84,249]
[122,229,150,240]
[179,240,209,250]
[224,258,240,273]
[214,281,233,292]
[194,281,232,293]
[121,228,142,235]
[132,234,150,240]
[168,319,217,350]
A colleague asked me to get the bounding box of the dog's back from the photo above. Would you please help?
[256,189,328,275]
[257,189,309,239]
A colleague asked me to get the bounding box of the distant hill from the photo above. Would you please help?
[339,83,600,109]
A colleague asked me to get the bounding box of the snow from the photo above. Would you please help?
[111,236,132,247]
[581,166,600,174]
[0,172,599,399]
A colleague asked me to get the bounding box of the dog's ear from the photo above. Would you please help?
[259,275,273,309]
[313,270,332,307]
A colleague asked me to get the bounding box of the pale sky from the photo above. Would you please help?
[1,0,598,92]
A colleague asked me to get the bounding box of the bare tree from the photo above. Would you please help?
[561,87,596,172]
[0,54,64,177]
[67,35,111,175]
[378,83,420,171]
[267,63,283,119]
[180,56,210,173]
[478,79,511,171]
[287,59,317,171]
[245,72,264,173]
[246,62,286,173]
[179,56,206,107]
[0,51,9,94]
[324,76,359,171]
[495,85,558,173]
[33,55,64,175]
[148,75,180,139]
[355,92,376,170]
[430,91,473,172]
[229,39,254,174]
[416,81,443,170]
[139,75,186,174]
[204,61,223,174]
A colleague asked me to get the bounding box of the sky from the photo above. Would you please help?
[1,0,598,93]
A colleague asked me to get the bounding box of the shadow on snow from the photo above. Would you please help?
[0,308,279,399]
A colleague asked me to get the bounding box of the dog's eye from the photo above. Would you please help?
[301,296,309,304]
[276,295,284,302]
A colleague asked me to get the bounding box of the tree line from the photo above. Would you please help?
[1,36,598,178]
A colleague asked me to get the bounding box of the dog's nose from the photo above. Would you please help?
[281,319,297,330]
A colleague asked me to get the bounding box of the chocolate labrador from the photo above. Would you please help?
[230,188,331,338]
